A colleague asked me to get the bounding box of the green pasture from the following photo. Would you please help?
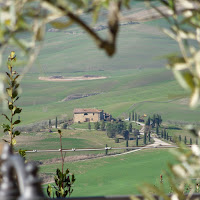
[42,149,175,196]
[13,128,146,162]
[0,17,197,126]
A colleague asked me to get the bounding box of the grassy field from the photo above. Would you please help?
[42,149,175,197]
[10,125,147,162]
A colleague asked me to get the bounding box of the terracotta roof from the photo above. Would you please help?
[74,108,103,114]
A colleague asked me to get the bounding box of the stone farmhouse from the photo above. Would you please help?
[73,108,112,123]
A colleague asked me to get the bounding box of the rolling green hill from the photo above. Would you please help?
[0,5,198,129]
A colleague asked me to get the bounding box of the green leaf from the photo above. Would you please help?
[14,107,22,114]
[14,75,20,81]
[8,103,13,110]
[72,174,75,183]
[6,88,12,97]
[50,20,74,29]
[6,72,11,79]
[13,120,20,125]
[12,89,18,99]
[47,184,52,197]
[14,130,21,136]
[2,124,10,132]
[11,139,16,146]
[66,168,69,174]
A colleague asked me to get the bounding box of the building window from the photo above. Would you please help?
[84,113,88,115]
[93,113,94,115]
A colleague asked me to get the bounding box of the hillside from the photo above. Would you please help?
[0,3,198,126]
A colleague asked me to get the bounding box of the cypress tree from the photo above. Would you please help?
[129,112,131,121]
[166,132,168,140]
[132,111,134,121]
[148,131,151,142]
[135,113,137,122]
[164,129,166,139]
[196,139,198,145]
[179,135,181,142]
[184,136,187,145]
[126,140,129,151]
[49,119,51,128]
[161,130,163,138]
[136,136,138,146]
[55,116,58,129]
[143,133,147,145]
[156,126,159,135]
[190,138,192,145]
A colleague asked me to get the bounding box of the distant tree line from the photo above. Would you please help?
[128,111,140,122]
[145,114,162,128]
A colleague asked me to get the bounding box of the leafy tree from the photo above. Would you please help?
[190,138,192,145]
[128,123,132,133]
[106,123,116,138]
[115,138,119,143]
[123,130,129,140]
[1,52,22,147]
[94,122,100,130]
[88,122,91,131]
[101,120,105,131]
[116,121,126,134]
[62,123,68,129]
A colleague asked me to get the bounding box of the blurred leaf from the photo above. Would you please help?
[13,120,20,125]
[6,88,12,97]
[50,20,74,29]
[190,87,199,108]
[173,70,195,91]
[14,130,21,136]
[12,89,18,98]
[14,107,22,114]
[11,139,16,146]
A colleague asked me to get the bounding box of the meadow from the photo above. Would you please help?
[41,149,176,196]
[0,16,197,127]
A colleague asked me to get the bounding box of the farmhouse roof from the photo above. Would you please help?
[74,108,103,114]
